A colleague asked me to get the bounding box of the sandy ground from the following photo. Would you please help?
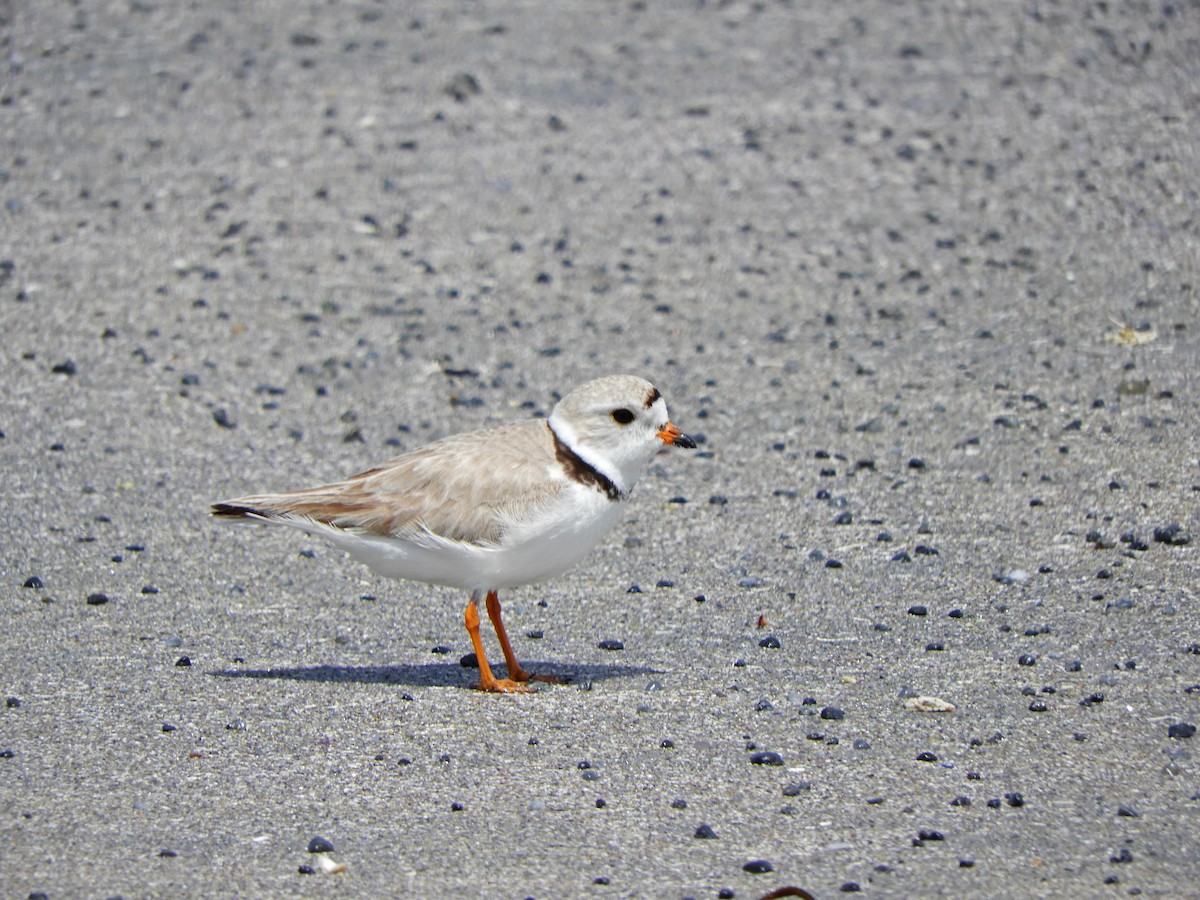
[2,2,1199,897]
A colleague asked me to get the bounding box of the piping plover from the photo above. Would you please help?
[212,374,696,692]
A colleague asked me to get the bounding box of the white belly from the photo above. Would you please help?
[306,483,626,593]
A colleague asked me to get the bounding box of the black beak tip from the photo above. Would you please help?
[675,433,697,450]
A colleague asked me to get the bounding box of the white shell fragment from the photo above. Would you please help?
[903,695,957,713]
[317,855,347,874]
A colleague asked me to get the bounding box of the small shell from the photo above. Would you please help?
[903,695,957,713]
[1107,321,1156,346]
[317,855,347,875]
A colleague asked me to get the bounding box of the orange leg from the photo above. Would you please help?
[485,590,564,685]
[464,594,531,693]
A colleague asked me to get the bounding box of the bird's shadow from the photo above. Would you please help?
[208,661,662,690]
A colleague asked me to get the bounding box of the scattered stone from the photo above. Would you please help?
[1153,524,1192,546]
[820,706,845,720]
[86,593,110,605]
[23,576,43,589]
[750,751,784,766]
[694,823,718,839]
[758,635,781,649]
[597,639,624,651]
[1168,722,1196,739]
[742,859,774,874]
[307,836,335,854]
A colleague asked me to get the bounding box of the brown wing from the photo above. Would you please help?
[212,420,564,544]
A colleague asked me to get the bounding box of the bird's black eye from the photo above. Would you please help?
[611,408,635,425]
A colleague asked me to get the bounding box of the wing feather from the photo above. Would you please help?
[213,420,565,545]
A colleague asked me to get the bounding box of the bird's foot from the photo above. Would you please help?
[507,666,567,686]
[476,677,535,694]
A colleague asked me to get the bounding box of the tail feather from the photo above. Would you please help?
[211,500,272,521]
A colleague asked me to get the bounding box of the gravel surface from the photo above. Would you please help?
[2,2,1199,897]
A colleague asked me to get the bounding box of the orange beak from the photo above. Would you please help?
[657,422,697,449]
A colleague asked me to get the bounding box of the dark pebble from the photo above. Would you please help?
[782,782,810,796]
[840,884,862,893]
[0,749,15,758]
[431,645,452,655]
[1117,805,1140,817]
[6,697,20,708]
[593,877,609,885]
[908,605,928,616]
[820,707,845,720]
[141,585,159,595]
[1018,654,1037,666]
[212,407,236,429]
[671,798,688,809]
[916,751,938,762]
[758,635,781,649]
[51,359,77,375]
[908,458,926,469]
[834,511,853,525]
[853,738,871,750]
[1153,523,1191,546]
[86,592,110,605]
[742,860,774,874]
[987,798,1002,808]
[694,823,718,839]
[1110,848,1134,864]
[959,859,975,868]
[1028,700,1048,712]
[950,795,971,807]
[627,584,642,593]
[948,609,963,618]
[23,576,43,589]
[750,751,784,766]
[755,699,774,712]
[526,630,543,639]
[450,802,464,811]
[918,829,945,841]
[298,865,315,875]
[162,723,176,732]
[1168,722,1196,739]
[1005,792,1025,807]
[892,550,912,563]
[174,656,191,667]
[307,836,335,854]
[926,642,945,652]
[597,639,624,651]
[656,579,674,588]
